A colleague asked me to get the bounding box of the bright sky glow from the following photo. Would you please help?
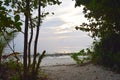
[6,0,93,54]
[37,0,93,53]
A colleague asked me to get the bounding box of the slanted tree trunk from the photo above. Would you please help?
[35,50,46,73]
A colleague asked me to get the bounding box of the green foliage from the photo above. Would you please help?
[0,1,22,32]
[0,0,61,34]
[75,0,120,72]
[14,15,20,22]
[75,0,120,38]
[91,35,120,71]
[90,41,103,64]
[71,48,92,64]
[2,59,21,70]
[0,59,23,80]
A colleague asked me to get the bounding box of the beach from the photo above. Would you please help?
[41,56,120,80]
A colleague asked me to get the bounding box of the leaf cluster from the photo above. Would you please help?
[0,1,22,32]
[75,0,120,38]
[0,0,61,33]
[71,48,92,64]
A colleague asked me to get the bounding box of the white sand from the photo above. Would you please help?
[42,64,120,80]
[41,57,120,80]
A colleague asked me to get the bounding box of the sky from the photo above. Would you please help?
[5,0,93,54]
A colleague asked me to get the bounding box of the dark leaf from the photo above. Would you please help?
[14,15,20,22]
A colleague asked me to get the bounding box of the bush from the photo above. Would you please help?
[0,59,23,80]
[91,33,120,71]
[71,48,92,64]
[91,41,103,64]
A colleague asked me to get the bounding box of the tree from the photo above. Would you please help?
[0,0,22,73]
[23,0,61,79]
[1,0,61,80]
[75,0,120,38]
[74,0,120,68]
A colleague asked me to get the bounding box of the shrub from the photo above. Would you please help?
[0,58,23,80]
[91,33,120,71]
[71,48,92,64]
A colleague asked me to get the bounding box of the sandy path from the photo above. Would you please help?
[41,64,120,80]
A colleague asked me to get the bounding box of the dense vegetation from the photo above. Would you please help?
[75,0,120,71]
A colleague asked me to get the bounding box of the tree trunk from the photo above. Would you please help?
[23,0,30,80]
[32,0,41,74]
[28,17,33,68]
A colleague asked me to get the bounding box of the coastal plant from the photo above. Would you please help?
[71,48,92,64]
[0,58,23,80]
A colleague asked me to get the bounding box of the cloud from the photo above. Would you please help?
[41,18,65,28]
[53,23,74,34]
[6,0,93,53]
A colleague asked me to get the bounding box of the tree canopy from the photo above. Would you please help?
[75,0,120,38]
[0,1,22,33]
[75,0,120,69]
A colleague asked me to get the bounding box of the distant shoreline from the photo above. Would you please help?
[45,53,73,57]
[16,53,74,58]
